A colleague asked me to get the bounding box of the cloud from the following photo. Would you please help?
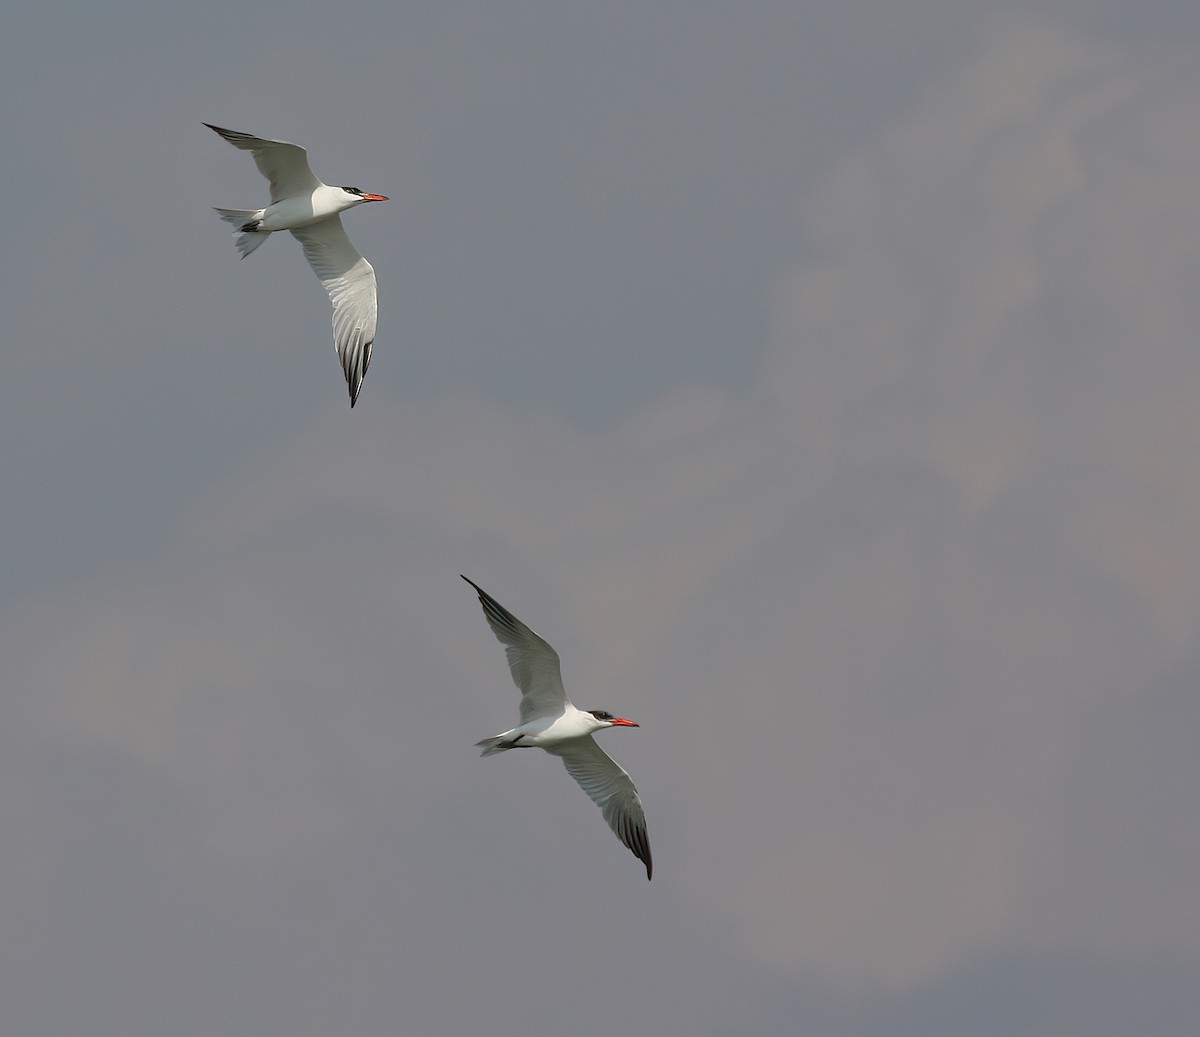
[714,23,1200,983]
[4,15,1200,1032]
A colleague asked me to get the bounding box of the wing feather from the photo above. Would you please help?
[462,576,569,721]
[204,123,322,203]
[290,218,376,407]
[555,737,652,879]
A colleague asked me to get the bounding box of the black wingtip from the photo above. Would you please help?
[204,123,252,144]
[461,574,489,605]
[639,840,653,880]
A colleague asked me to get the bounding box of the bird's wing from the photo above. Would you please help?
[556,737,652,879]
[205,123,322,203]
[462,576,569,722]
[290,217,376,407]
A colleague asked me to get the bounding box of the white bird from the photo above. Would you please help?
[463,575,652,879]
[205,123,389,407]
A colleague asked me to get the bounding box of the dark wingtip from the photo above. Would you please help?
[347,350,370,408]
[204,123,251,144]
[633,827,652,879]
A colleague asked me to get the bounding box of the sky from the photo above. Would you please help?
[2,2,1199,1034]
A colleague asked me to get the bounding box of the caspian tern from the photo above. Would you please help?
[204,123,389,407]
[463,575,652,879]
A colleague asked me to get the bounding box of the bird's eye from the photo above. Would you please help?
[343,186,363,196]
[590,710,613,721]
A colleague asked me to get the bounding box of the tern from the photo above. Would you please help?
[204,123,389,407]
[463,576,652,879]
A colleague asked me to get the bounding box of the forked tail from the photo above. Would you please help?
[213,207,270,258]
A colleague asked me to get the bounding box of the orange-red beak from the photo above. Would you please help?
[609,717,639,727]
[361,193,389,202]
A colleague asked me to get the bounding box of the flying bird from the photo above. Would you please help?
[204,123,389,407]
[463,575,652,879]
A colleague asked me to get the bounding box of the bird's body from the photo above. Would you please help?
[245,186,360,233]
[477,706,620,752]
[463,575,652,879]
[204,123,388,407]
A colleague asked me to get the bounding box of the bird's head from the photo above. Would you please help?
[587,709,639,729]
[338,186,390,206]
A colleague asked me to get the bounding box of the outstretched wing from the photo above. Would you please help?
[290,217,376,407]
[555,736,652,879]
[205,123,322,203]
[462,576,569,722]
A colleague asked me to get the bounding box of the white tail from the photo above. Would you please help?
[213,207,270,258]
[475,734,515,757]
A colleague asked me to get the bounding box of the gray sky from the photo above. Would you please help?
[2,2,1199,1034]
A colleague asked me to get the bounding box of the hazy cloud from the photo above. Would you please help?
[2,7,1199,1036]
